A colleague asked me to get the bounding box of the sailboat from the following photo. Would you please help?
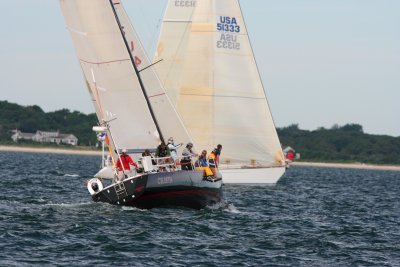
[154,0,286,184]
[59,0,222,209]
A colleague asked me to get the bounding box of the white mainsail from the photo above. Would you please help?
[155,0,286,182]
[60,0,192,156]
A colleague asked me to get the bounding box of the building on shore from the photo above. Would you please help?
[11,130,78,146]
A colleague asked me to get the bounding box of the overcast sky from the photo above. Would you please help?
[1,0,399,136]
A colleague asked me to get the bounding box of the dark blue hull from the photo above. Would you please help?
[92,170,223,209]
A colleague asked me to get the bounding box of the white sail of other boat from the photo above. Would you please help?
[60,0,192,158]
[154,0,286,183]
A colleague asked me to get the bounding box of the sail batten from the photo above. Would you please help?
[79,58,131,65]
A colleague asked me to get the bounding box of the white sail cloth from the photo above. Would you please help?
[155,0,285,167]
[60,0,192,155]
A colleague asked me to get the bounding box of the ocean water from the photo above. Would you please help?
[0,151,399,266]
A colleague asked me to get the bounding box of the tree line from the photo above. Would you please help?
[0,101,97,146]
[1,101,399,164]
[278,124,400,165]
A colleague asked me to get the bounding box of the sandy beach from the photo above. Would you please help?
[0,145,102,156]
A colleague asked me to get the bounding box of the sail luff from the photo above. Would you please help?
[234,0,285,164]
[236,0,283,155]
[213,0,284,166]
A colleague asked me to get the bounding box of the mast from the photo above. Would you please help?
[108,0,165,144]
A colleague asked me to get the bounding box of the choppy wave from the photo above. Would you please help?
[206,200,242,214]
[64,173,80,177]
[44,202,93,208]
[121,206,148,212]
[1,152,400,266]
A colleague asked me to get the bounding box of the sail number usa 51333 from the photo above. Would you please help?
[216,16,240,33]
[216,16,241,50]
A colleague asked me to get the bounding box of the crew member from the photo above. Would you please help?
[208,144,222,168]
[181,142,198,170]
[142,149,156,165]
[195,150,208,167]
[195,150,214,177]
[167,137,183,162]
[208,144,222,178]
[116,149,138,180]
[155,142,172,171]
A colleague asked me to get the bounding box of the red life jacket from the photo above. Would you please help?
[116,154,137,170]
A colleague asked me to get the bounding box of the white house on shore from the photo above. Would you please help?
[11,130,78,146]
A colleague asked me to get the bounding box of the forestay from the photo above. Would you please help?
[60,0,192,155]
[155,0,285,167]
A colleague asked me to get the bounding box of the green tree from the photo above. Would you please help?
[0,101,98,146]
[277,123,400,165]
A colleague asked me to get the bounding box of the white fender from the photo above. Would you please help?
[92,126,107,132]
[94,166,114,179]
[87,178,104,195]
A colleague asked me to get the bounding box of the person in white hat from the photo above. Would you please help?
[167,137,183,162]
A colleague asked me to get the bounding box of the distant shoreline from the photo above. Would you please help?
[291,162,400,172]
[1,145,399,171]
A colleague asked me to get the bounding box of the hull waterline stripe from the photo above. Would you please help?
[138,189,221,200]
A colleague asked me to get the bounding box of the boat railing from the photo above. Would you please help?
[139,155,195,173]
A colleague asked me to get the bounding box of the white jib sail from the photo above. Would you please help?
[60,0,192,155]
[155,0,285,168]
[112,1,193,149]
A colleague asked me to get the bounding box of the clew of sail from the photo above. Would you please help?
[155,0,285,168]
[60,0,192,156]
